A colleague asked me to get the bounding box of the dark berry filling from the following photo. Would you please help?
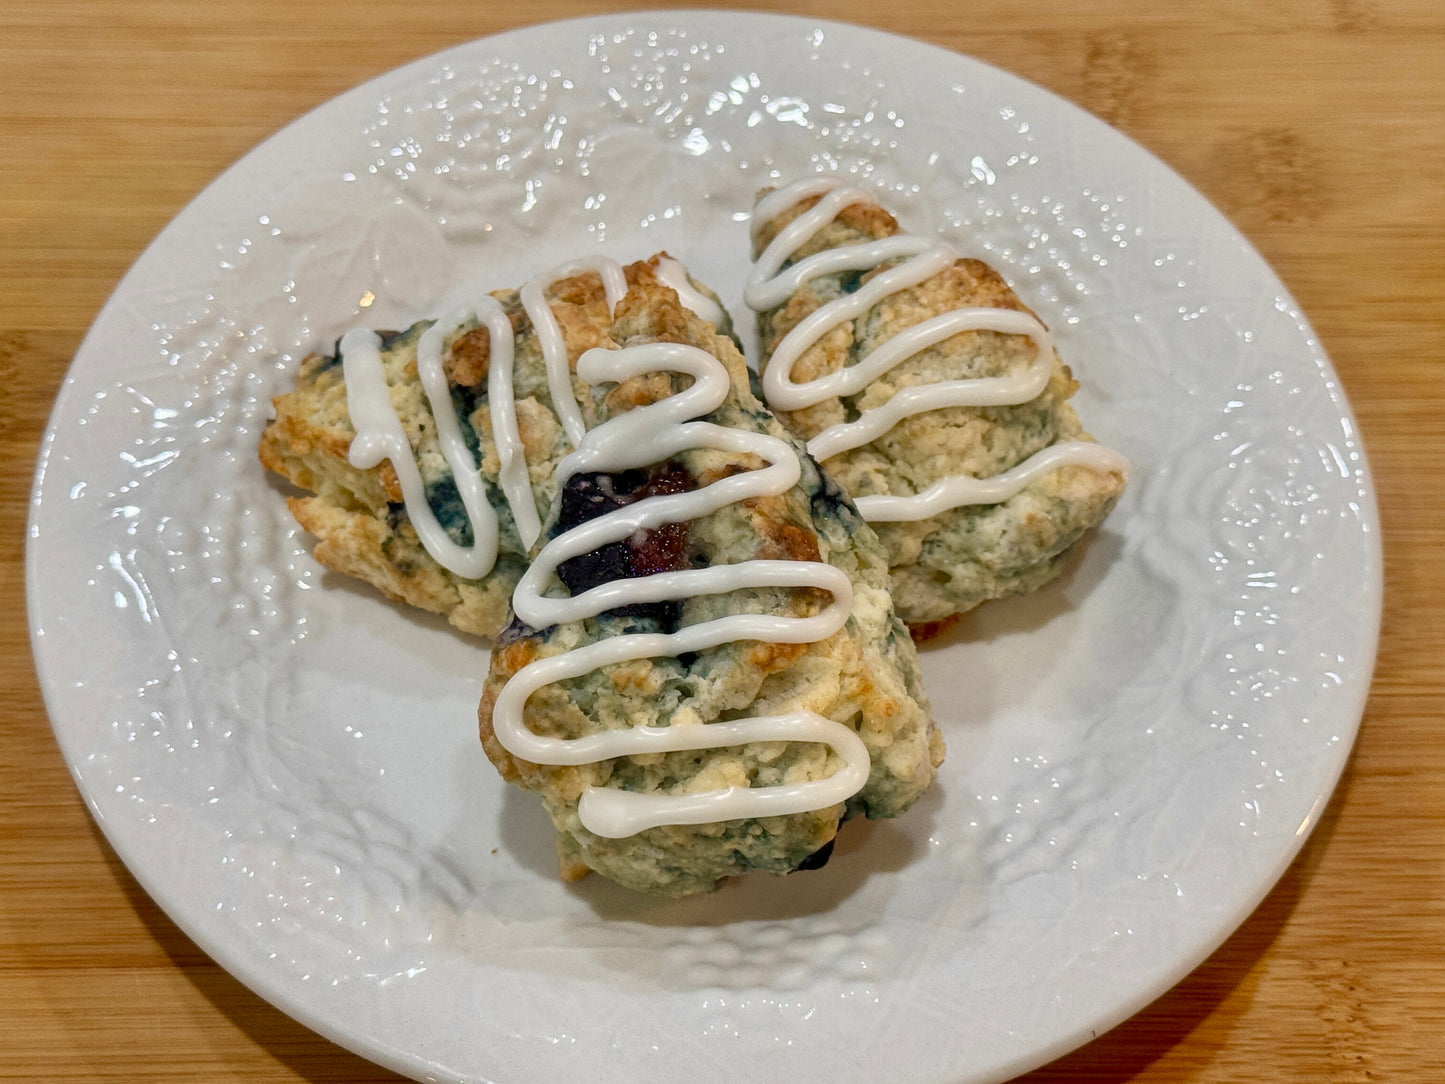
[554,460,696,628]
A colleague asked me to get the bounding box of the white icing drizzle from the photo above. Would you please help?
[490,340,872,839]
[745,177,1129,520]
[343,255,714,581]
[343,322,504,579]
[857,440,1132,523]
[519,256,628,448]
[654,255,729,330]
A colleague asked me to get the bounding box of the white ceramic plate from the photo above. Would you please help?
[28,12,1380,1084]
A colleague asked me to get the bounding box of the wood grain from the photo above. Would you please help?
[3,1,1442,1081]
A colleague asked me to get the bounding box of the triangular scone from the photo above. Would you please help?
[259,254,730,639]
[479,280,943,897]
[746,179,1129,637]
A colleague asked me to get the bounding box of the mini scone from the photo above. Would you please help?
[478,280,944,897]
[259,254,730,639]
[745,178,1129,637]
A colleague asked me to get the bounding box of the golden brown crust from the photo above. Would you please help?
[446,325,492,388]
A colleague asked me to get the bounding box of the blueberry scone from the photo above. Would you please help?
[259,253,730,639]
[479,279,944,897]
[746,178,1129,637]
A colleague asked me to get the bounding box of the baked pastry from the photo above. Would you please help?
[745,178,1129,636]
[478,278,943,896]
[259,253,730,639]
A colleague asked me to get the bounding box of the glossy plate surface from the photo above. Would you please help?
[28,13,1380,1083]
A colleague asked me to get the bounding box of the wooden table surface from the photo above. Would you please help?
[3,1,1441,1080]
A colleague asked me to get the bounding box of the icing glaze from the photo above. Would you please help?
[343,319,506,579]
[518,256,628,448]
[655,256,729,330]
